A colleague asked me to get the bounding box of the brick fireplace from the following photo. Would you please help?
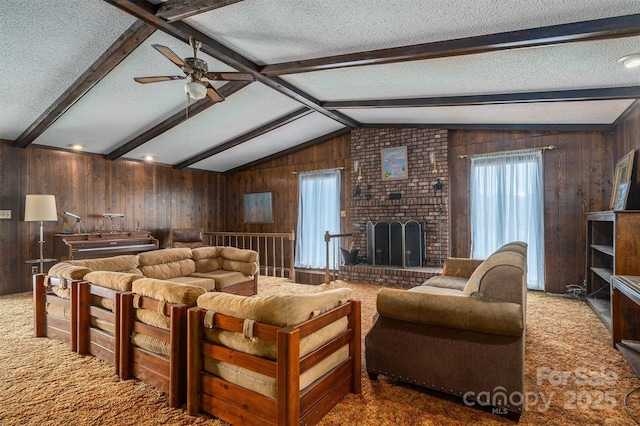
[341,128,449,287]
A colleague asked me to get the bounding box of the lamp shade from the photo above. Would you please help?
[24,194,58,222]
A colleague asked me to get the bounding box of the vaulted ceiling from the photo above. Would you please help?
[2,0,639,172]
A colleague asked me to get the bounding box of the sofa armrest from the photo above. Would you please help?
[375,288,523,336]
[442,257,484,278]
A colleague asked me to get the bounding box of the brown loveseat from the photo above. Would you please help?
[365,242,527,415]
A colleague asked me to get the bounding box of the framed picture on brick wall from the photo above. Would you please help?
[381,146,408,180]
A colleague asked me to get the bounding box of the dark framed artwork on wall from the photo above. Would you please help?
[381,146,408,180]
[244,192,273,223]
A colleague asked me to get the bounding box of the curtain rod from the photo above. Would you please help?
[292,167,344,175]
[457,145,557,159]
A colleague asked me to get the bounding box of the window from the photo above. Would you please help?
[295,169,341,269]
[470,151,544,290]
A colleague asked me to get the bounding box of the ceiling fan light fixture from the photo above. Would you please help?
[185,81,207,100]
[617,54,640,69]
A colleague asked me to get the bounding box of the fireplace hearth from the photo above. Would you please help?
[366,220,425,268]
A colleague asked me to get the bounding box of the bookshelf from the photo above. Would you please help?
[585,211,640,331]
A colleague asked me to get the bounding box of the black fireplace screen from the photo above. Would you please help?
[366,220,425,267]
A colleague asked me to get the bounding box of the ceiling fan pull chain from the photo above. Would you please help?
[186,91,191,121]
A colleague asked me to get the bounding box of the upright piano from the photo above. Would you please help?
[55,231,159,260]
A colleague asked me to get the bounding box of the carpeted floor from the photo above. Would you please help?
[1,277,640,425]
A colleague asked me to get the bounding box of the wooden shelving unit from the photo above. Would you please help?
[585,211,640,332]
[612,275,640,379]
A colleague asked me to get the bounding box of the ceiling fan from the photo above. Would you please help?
[134,37,254,102]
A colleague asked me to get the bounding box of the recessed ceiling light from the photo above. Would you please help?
[69,144,83,151]
[144,155,155,162]
[617,54,640,69]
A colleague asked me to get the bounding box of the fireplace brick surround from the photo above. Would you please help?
[341,128,449,287]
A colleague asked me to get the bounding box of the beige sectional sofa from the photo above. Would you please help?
[34,246,259,402]
[365,241,527,415]
[34,245,362,421]
[48,246,259,295]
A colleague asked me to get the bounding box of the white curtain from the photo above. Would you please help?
[470,151,545,290]
[295,169,341,269]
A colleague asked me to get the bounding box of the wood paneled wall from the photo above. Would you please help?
[0,143,224,295]
[224,133,352,238]
[448,130,613,294]
[3,105,638,296]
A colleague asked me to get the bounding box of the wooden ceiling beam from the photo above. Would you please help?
[13,20,156,148]
[106,80,250,160]
[262,14,640,76]
[362,123,616,131]
[157,0,245,22]
[170,21,360,128]
[103,0,360,128]
[175,107,313,169]
[323,86,640,109]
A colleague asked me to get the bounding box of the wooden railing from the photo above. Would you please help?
[204,231,296,281]
[324,232,354,283]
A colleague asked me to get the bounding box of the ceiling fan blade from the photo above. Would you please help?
[204,72,254,81]
[205,83,225,103]
[134,76,185,84]
[152,44,192,73]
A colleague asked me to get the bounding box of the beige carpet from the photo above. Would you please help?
[1,277,640,425]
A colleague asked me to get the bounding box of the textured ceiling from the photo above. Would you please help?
[1,0,639,172]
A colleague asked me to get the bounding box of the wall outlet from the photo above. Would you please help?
[0,210,11,219]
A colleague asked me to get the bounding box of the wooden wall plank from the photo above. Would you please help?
[224,134,351,269]
[0,145,224,295]
[449,129,613,294]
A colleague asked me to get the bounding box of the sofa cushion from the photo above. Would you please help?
[422,275,468,291]
[220,246,258,263]
[137,248,196,279]
[46,303,71,320]
[463,251,526,302]
[191,246,222,272]
[197,288,352,328]
[137,247,192,266]
[83,271,142,292]
[91,317,115,335]
[203,344,349,399]
[164,276,216,292]
[494,241,527,257]
[49,284,71,299]
[130,278,206,344]
[132,277,206,306]
[441,258,484,279]
[47,263,92,280]
[131,332,170,357]
[377,288,523,336]
[190,270,252,290]
[409,285,465,296]
[222,259,258,277]
[92,295,116,312]
[69,254,140,273]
